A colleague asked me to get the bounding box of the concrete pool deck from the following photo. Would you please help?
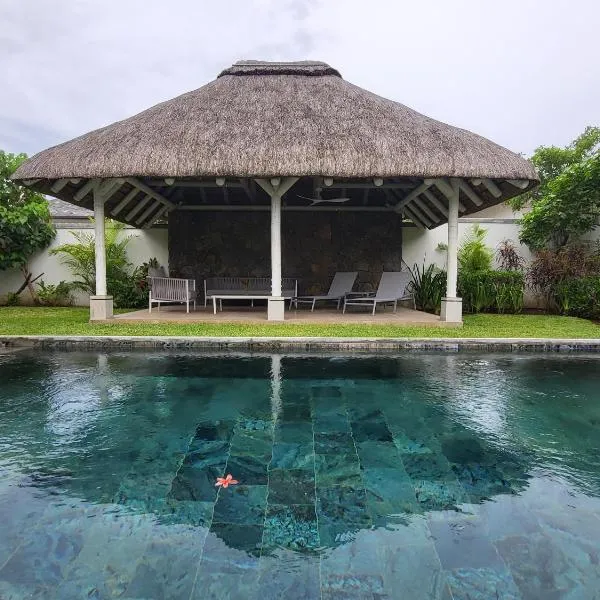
[3,335,600,353]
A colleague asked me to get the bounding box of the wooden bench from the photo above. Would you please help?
[204,277,298,309]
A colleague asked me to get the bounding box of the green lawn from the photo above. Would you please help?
[0,307,599,338]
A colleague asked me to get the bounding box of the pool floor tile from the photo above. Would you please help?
[257,550,320,599]
[270,442,314,470]
[445,567,522,600]
[315,453,363,487]
[225,454,269,485]
[207,523,264,557]
[314,432,356,454]
[267,469,316,505]
[428,513,504,570]
[213,485,268,526]
[262,504,319,553]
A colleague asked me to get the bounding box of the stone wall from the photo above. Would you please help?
[169,211,403,298]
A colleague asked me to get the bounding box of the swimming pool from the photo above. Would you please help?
[0,350,599,599]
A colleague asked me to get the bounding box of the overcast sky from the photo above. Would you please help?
[1,0,598,159]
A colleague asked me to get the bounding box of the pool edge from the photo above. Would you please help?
[2,335,600,353]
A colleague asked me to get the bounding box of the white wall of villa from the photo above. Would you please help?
[0,223,168,305]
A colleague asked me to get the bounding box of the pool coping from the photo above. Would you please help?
[2,335,600,353]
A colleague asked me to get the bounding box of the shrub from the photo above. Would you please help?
[527,244,600,311]
[553,277,600,319]
[496,239,525,272]
[459,270,524,314]
[36,280,73,306]
[408,263,447,314]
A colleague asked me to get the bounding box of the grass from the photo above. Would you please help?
[0,307,599,338]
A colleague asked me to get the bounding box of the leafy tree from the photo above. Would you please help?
[0,151,55,299]
[512,127,600,249]
[458,224,493,273]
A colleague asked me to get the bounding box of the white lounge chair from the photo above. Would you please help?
[291,272,358,311]
[342,272,414,315]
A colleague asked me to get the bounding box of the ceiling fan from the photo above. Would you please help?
[296,186,350,206]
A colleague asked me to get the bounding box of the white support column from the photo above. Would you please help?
[440,179,462,324]
[271,192,282,298]
[90,183,114,321]
[255,177,298,321]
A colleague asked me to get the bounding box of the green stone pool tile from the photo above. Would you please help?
[355,440,405,470]
[310,399,347,419]
[314,432,356,454]
[228,431,273,460]
[320,530,383,580]
[0,526,84,591]
[310,384,343,399]
[262,504,319,554]
[270,442,315,470]
[191,566,260,600]
[495,531,600,600]
[0,581,53,600]
[320,572,385,598]
[213,485,268,526]
[168,440,231,503]
[183,439,231,468]
[257,550,321,599]
[445,567,522,600]
[267,469,316,505]
[205,523,265,558]
[274,421,314,444]
[190,420,237,444]
[124,525,208,600]
[376,538,448,600]
[154,499,215,527]
[477,496,542,541]
[313,415,352,434]
[533,505,600,545]
[315,453,363,488]
[413,480,470,511]
[317,486,371,547]
[225,454,269,485]
[428,512,505,571]
[279,403,312,422]
[349,411,394,443]
[392,431,438,455]
[450,463,518,503]
[362,469,420,522]
[402,452,457,482]
[236,417,274,435]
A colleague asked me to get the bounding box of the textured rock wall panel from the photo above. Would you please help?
[169,211,403,298]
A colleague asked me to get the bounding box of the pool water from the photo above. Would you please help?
[0,351,599,599]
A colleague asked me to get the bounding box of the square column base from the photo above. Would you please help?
[90,295,114,321]
[440,297,463,324]
[267,297,286,321]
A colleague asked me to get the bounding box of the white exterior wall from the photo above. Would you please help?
[0,222,168,305]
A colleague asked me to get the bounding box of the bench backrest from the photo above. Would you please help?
[205,277,297,296]
[149,277,195,301]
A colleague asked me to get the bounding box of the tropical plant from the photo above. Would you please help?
[0,150,55,302]
[458,225,493,273]
[408,262,447,314]
[36,280,73,306]
[496,239,525,272]
[50,220,148,308]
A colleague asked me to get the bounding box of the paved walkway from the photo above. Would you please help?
[114,305,447,326]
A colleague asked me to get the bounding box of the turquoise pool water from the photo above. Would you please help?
[0,351,599,599]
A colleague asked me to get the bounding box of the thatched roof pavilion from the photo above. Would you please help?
[13,60,537,322]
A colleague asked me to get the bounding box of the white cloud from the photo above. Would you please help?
[0,0,598,157]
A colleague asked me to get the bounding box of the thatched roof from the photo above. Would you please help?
[12,60,537,229]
